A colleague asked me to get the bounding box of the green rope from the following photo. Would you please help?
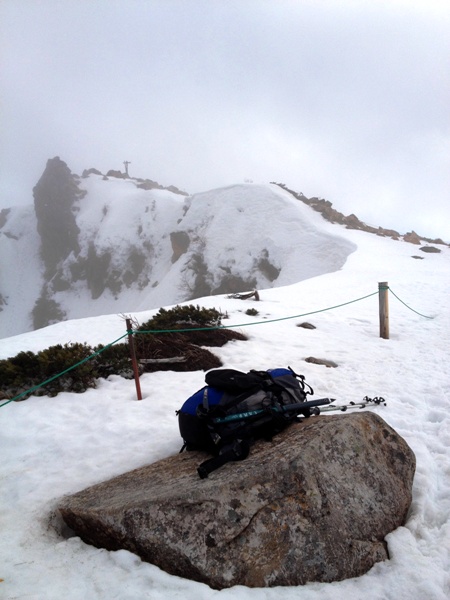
[0,333,129,409]
[1,285,434,409]
[388,286,435,319]
[135,291,380,334]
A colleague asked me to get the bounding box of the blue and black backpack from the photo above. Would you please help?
[177,366,329,478]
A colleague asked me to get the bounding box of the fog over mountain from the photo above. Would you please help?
[0,157,445,340]
[1,1,449,241]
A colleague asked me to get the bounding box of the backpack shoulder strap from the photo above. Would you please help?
[197,439,250,479]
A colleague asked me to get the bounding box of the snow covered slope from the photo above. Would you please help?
[0,206,43,333]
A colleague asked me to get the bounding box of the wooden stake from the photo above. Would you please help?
[378,282,389,339]
[126,318,142,400]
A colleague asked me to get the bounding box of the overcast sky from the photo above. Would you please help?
[1,0,449,240]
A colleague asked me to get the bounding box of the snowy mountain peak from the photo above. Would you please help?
[0,161,358,339]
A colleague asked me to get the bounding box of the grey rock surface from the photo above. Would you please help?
[59,412,415,589]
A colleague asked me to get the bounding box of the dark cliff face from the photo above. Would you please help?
[33,157,83,275]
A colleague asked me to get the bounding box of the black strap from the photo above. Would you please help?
[197,440,250,479]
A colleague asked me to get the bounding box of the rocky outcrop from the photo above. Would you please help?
[106,169,127,179]
[33,157,83,275]
[59,412,415,589]
[170,231,191,262]
[32,291,66,330]
[257,249,281,281]
[31,157,85,327]
[0,207,10,229]
[166,185,189,196]
[272,183,449,246]
[136,178,163,190]
[272,184,401,238]
[82,168,102,177]
[403,231,421,245]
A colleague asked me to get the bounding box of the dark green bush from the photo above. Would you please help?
[0,351,39,386]
[0,342,99,400]
[138,304,223,332]
[136,304,246,349]
[0,306,246,401]
[36,343,98,396]
[92,343,131,379]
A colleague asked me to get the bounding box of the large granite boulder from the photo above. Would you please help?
[59,412,415,589]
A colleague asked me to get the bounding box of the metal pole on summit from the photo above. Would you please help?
[378,282,390,339]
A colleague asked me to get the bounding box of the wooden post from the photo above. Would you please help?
[378,282,389,339]
[126,318,142,400]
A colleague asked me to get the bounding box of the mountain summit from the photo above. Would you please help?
[1,158,358,338]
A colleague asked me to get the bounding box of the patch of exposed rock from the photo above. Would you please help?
[420,246,441,254]
[272,184,401,238]
[59,412,415,589]
[297,322,316,329]
[305,356,338,368]
[273,183,449,246]
[170,230,191,262]
[403,231,421,245]
[82,168,102,177]
[106,169,127,179]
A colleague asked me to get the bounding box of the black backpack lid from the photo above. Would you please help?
[204,369,264,393]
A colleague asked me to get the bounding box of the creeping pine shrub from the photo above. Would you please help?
[0,351,40,388]
[36,343,97,396]
[136,304,246,351]
[0,306,247,400]
[0,342,108,400]
[92,343,131,379]
[138,304,224,332]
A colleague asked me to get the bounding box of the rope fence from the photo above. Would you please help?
[388,286,434,319]
[132,291,380,335]
[0,284,435,408]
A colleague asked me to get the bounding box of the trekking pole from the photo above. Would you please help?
[281,398,333,413]
[312,396,386,414]
[212,397,332,424]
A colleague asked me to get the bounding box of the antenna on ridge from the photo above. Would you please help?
[123,161,131,177]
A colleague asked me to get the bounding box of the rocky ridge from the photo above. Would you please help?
[272,183,449,247]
